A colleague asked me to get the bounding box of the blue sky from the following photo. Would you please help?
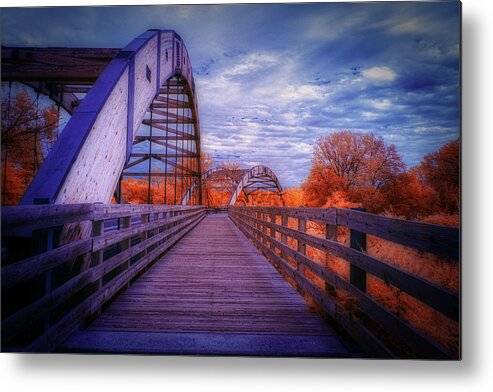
[1,2,461,187]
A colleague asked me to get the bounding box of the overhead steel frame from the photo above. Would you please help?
[1,46,119,115]
[120,76,201,205]
[1,47,114,200]
[2,30,202,206]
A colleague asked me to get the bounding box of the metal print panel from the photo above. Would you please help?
[1,1,461,359]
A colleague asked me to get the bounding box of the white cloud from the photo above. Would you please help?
[289,142,312,154]
[448,43,460,56]
[362,111,379,118]
[362,66,397,82]
[223,53,278,77]
[303,10,369,41]
[244,161,262,167]
[426,47,443,58]
[390,18,424,34]
[366,99,393,111]
[279,84,325,102]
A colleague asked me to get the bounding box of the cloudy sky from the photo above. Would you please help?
[1,1,460,187]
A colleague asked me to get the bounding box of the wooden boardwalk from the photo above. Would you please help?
[61,215,359,356]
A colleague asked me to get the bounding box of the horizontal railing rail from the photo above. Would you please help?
[228,206,460,359]
[206,206,229,214]
[1,203,206,352]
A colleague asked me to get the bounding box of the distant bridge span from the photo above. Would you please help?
[180,165,283,206]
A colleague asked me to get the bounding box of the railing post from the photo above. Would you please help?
[255,211,262,240]
[32,198,56,330]
[121,216,131,286]
[262,212,268,245]
[162,211,169,238]
[326,223,337,242]
[297,218,307,293]
[141,213,150,257]
[281,215,288,244]
[280,214,288,259]
[350,207,366,292]
[325,219,338,296]
[269,213,276,250]
[91,219,104,315]
[121,216,131,250]
[297,218,306,255]
[153,212,160,236]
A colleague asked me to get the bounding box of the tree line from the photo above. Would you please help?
[1,89,459,225]
[302,130,459,221]
[1,89,59,205]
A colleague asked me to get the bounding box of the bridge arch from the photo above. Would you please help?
[228,165,282,206]
[14,30,202,205]
[181,165,283,206]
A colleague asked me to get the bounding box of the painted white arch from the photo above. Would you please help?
[21,30,201,205]
[181,165,282,206]
[228,165,282,206]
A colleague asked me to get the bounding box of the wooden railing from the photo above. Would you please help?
[1,203,206,352]
[206,206,229,214]
[229,206,460,359]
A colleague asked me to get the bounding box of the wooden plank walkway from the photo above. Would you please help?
[61,214,361,356]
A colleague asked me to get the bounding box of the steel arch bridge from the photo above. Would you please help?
[2,29,283,207]
[3,30,206,206]
[181,165,283,206]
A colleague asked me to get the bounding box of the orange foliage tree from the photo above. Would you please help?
[418,139,459,214]
[241,190,283,207]
[120,178,151,204]
[281,187,305,207]
[120,170,185,205]
[117,150,213,205]
[302,130,459,221]
[303,130,404,210]
[1,89,59,205]
[201,151,214,173]
[378,169,440,219]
